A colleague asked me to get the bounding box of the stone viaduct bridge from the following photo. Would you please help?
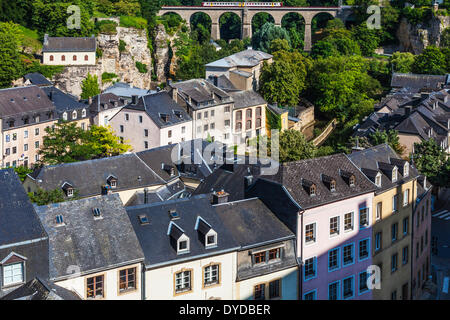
[158,6,352,51]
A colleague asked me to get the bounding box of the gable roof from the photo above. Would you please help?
[42,35,96,52]
[24,73,53,87]
[41,86,87,112]
[122,91,191,128]
[35,194,144,280]
[205,49,272,69]
[1,278,81,300]
[391,73,447,90]
[347,143,419,193]
[0,86,54,118]
[89,93,126,114]
[136,144,181,182]
[28,153,165,198]
[229,90,266,109]
[126,194,239,268]
[0,169,47,246]
[103,82,154,99]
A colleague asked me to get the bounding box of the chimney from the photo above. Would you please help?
[213,75,218,87]
[405,106,411,116]
[44,34,49,46]
[212,190,229,204]
[88,96,93,105]
[172,87,178,102]
[131,95,138,105]
[48,90,53,101]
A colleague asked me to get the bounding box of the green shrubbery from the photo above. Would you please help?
[102,72,118,82]
[119,15,147,29]
[95,20,118,35]
[135,61,148,73]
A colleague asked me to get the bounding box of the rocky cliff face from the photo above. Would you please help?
[397,15,450,54]
[153,24,181,83]
[52,23,152,98]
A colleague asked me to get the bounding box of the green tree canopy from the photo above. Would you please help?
[412,46,447,75]
[28,188,66,206]
[251,22,291,53]
[0,22,24,88]
[413,139,449,187]
[279,129,317,163]
[369,130,406,155]
[390,52,415,73]
[81,73,100,100]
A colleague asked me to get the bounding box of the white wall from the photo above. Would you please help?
[43,52,96,66]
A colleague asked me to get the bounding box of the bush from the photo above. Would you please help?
[119,39,126,52]
[135,61,148,73]
[120,16,147,29]
[95,20,118,35]
[102,72,118,82]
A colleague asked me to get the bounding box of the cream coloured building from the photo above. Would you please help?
[42,34,96,66]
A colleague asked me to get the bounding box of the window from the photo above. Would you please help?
[2,262,24,286]
[178,239,189,253]
[225,106,230,113]
[304,290,316,300]
[24,130,28,139]
[268,248,281,261]
[359,239,369,260]
[49,55,54,61]
[236,110,242,121]
[85,55,89,61]
[391,253,398,272]
[304,257,316,280]
[144,141,148,149]
[402,246,409,265]
[204,124,208,131]
[328,281,339,300]
[175,270,191,293]
[197,126,202,133]
[328,248,340,271]
[344,212,353,231]
[403,217,409,235]
[343,276,354,299]
[35,141,39,148]
[392,194,398,212]
[197,113,201,120]
[139,116,143,123]
[359,208,369,228]
[66,188,74,197]
[330,216,340,236]
[375,173,381,187]
[246,109,252,118]
[375,232,382,252]
[256,107,262,117]
[269,280,281,299]
[81,123,85,130]
[392,223,398,242]
[144,129,148,137]
[120,125,124,133]
[305,223,316,244]
[35,128,39,136]
[12,161,16,167]
[256,118,261,128]
[236,122,242,131]
[404,163,409,177]
[61,55,65,61]
[254,252,266,264]
[343,243,354,266]
[359,271,369,294]
[392,167,398,182]
[254,284,265,300]
[224,119,230,127]
[12,133,17,141]
[391,290,397,300]
[12,147,17,154]
[73,55,77,61]
[119,267,136,293]
[204,111,208,118]
[24,144,28,151]
[206,234,217,247]
[86,275,104,299]
[5,134,10,142]
[71,111,77,119]
[246,120,252,130]
[211,110,214,117]
[5,148,10,155]
[181,126,185,134]
[204,264,219,287]
[403,189,409,206]
[210,123,215,130]
[125,113,129,121]
[376,202,382,221]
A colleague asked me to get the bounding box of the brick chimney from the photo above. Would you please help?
[212,190,229,204]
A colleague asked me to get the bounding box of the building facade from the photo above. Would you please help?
[42,35,96,66]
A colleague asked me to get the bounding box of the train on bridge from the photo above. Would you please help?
[201,2,283,7]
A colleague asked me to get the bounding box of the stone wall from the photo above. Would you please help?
[52,24,152,98]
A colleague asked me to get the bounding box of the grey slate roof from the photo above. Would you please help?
[125,178,190,206]
[205,49,272,68]
[41,86,87,113]
[89,93,126,114]
[126,194,239,268]
[391,73,448,90]
[1,277,81,300]
[207,75,239,92]
[35,194,145,280]
[0,169,47,246]
[122,91,191,128]
[0,86,54,118]
[347,143,419,193]
[136,144,181,182]
[28,153,165,198]
[103,82,154,99]
[229,90,266,109]
[214,198,295,249]
[264,154,376,210]
[24,73,53,87]
[42,35,96,52]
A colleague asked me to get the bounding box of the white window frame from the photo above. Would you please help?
[329,216,340,237]
[403,189,409,207]
[392,194,398,212]
[376,202,382,221]
[205,229,217,248]
[344,212,354,232]
[177,234,190,254]
[305,222,316,245]
[204,264,219,286]
[175,270,191,293]
[2,262,24,287]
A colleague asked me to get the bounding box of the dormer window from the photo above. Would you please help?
[310,185,316,196]
[162,163,175,176]
[107,175,117,189]
[322,174,336,192]
[72,111,77,119]
[1,253,26,287]
[178,237,189,253]
[82,109,86,117]
[392,167,398,182]
[302,179,316,197]
[195,217,217,249]
[375,173,382,187]
[207,234,217,246]
[349,176,355,187]
[169,222,190,254]
[92,208,102,219]
[63,112,68,121]
[340,170,355,187]
[55,215,64,226]
[61,182,74,197]
[67,188,74,197]
[403,162,409,177]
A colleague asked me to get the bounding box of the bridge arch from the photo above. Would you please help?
[281,12,305,50]
[251,12,275,35]
[311,12,336,46]
[190,12,212,43]
[219,12,242,41]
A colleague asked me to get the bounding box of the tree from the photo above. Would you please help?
[252,22,291,53]
[259,50,308,106]
[311,28,361,58]
[81,73,100,100]
[268,39,290,53]
[441,27,450,48]
[39,122,131,165]
[279,129,317,163]
[412,46,447,75]
[14,165,33,182]
[28,188,68,206]
[390,52,415,73]
[351,24,380,56]
[369,130,406,155]
[413,139,448,187]
[0,22,24,88]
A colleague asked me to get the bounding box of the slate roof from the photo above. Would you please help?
[1,278,81,300]
[41,86,87,113]
[136,144,181,182]
[347,143,419,193]
[267,104,288,116]
[89,93,126,114]
[126,194,239,268]
[205,49,272,69]
[42,35,96,52]
[214,198,295,249]
[0,169,47,246]
[0,86,54,118]
[35,194,145,280]
[206,75,239,92]
[103,82,154,99]
[229,91,266,109]
[391,73,448,90]
[125,178,190,206]
[171,79,232,110]
[122,91,191,128]
[24,73,53,87]
[28,153,165,198]
[263,154,376,210]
